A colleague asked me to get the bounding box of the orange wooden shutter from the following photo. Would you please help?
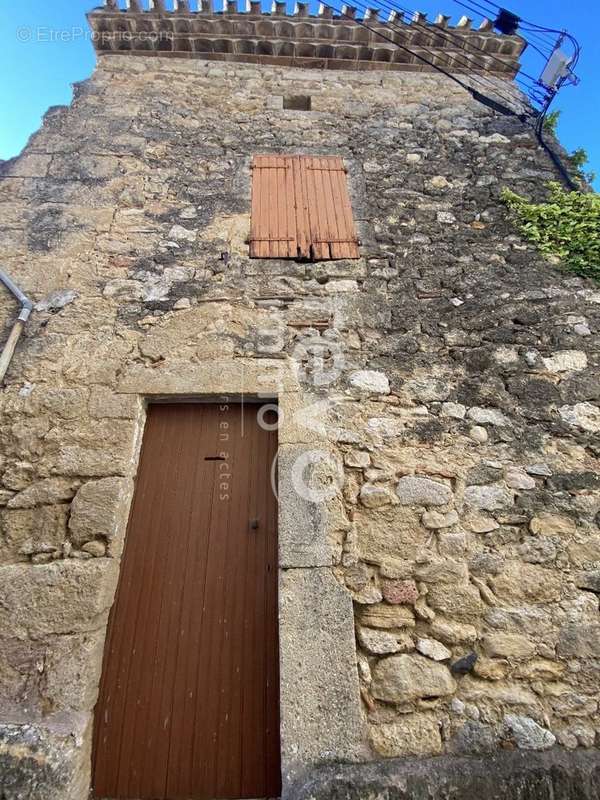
[249,155,359,260]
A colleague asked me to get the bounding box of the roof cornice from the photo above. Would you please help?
[87,2,526,77]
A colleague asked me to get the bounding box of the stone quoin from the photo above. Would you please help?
[0,1,599,799]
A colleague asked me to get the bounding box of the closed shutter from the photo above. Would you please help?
[249,154,359,260]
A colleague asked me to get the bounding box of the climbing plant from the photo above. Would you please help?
[502,182,600,282]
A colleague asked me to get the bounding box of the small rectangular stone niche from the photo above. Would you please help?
[283,95,312,111]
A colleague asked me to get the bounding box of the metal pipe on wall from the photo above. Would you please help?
[0,270,33,384]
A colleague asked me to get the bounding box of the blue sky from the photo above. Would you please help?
[0,0,598,188]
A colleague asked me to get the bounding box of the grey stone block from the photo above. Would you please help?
[289,749,600,800]
[279,567,367,793]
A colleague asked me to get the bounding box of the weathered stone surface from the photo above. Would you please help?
[2,42,600,794]
[290,749,600,799]
[421,509,459,529]
[370,716,442,757]
[0,560,118,638]
[559,403,600,432]
[279,568,366,786]
[483,633,535,660]
[503,715,556,750]
[348,371,390,395]
[0,715,91,800]
[464,484,514,512]
[416,638,451,661]
[542,350,587,373]
[358,627,413,656]
[371,654,456,702]
[395,476,452,507]
[358,604,415,630]
[68,477,132,546]
[360,484,393,508]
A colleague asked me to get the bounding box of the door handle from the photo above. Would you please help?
[250,519,259,530]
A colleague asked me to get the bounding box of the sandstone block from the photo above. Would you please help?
[371,653,456,703]
[359,484,393,508]
[421,509,459,529]
[369,715,442,757]
[483,633,535,660]
[426,582,483,622]
[529,513,577,537]
[429,618,478,645]
[358,603,415,630]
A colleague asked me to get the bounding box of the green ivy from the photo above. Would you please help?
[501,182,600,282]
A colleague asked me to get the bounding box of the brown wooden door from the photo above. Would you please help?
[93,403,280,800]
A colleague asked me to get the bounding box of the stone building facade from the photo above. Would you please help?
[1,4,600,799]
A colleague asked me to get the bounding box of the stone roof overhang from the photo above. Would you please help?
[87,2,526,77]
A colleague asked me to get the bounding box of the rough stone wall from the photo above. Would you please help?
[1,55,600,798]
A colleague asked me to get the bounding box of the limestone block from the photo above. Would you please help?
[466,407,510,426]
[529,513,577,538]
[359,483,393,508]
[371,653,456,703]
[7,479,78,509]
[0,560,118,638]
[357,627,413,656]
[429,618,478,645]
[348,370,390,395]
[483,633,535,660]
[0,505,69,562]
[559,403,600,433]
[416,638,451,661]
[369,715,442,757]
[356,507,429,564]
[421,509,459,529]
[279,567,366,788]
[278,445,341,568]
[491,563,562,603]
[542,350,587,373]
[464,484,514,512]
[503,715,556,750]
[426,582,483,622]
[68,477,133,546]
[414,558,468,585]
[395,476,453,507]
[89,387,140,419]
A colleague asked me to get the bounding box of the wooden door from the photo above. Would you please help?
[92,403,280,800]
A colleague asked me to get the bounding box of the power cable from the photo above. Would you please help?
[324,0,535,112]
[359,0,542,86]
[321,0,579,190]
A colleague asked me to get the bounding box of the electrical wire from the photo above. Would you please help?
[322,0,535,113]
[320,0,579,190]
[358,0,542,85]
